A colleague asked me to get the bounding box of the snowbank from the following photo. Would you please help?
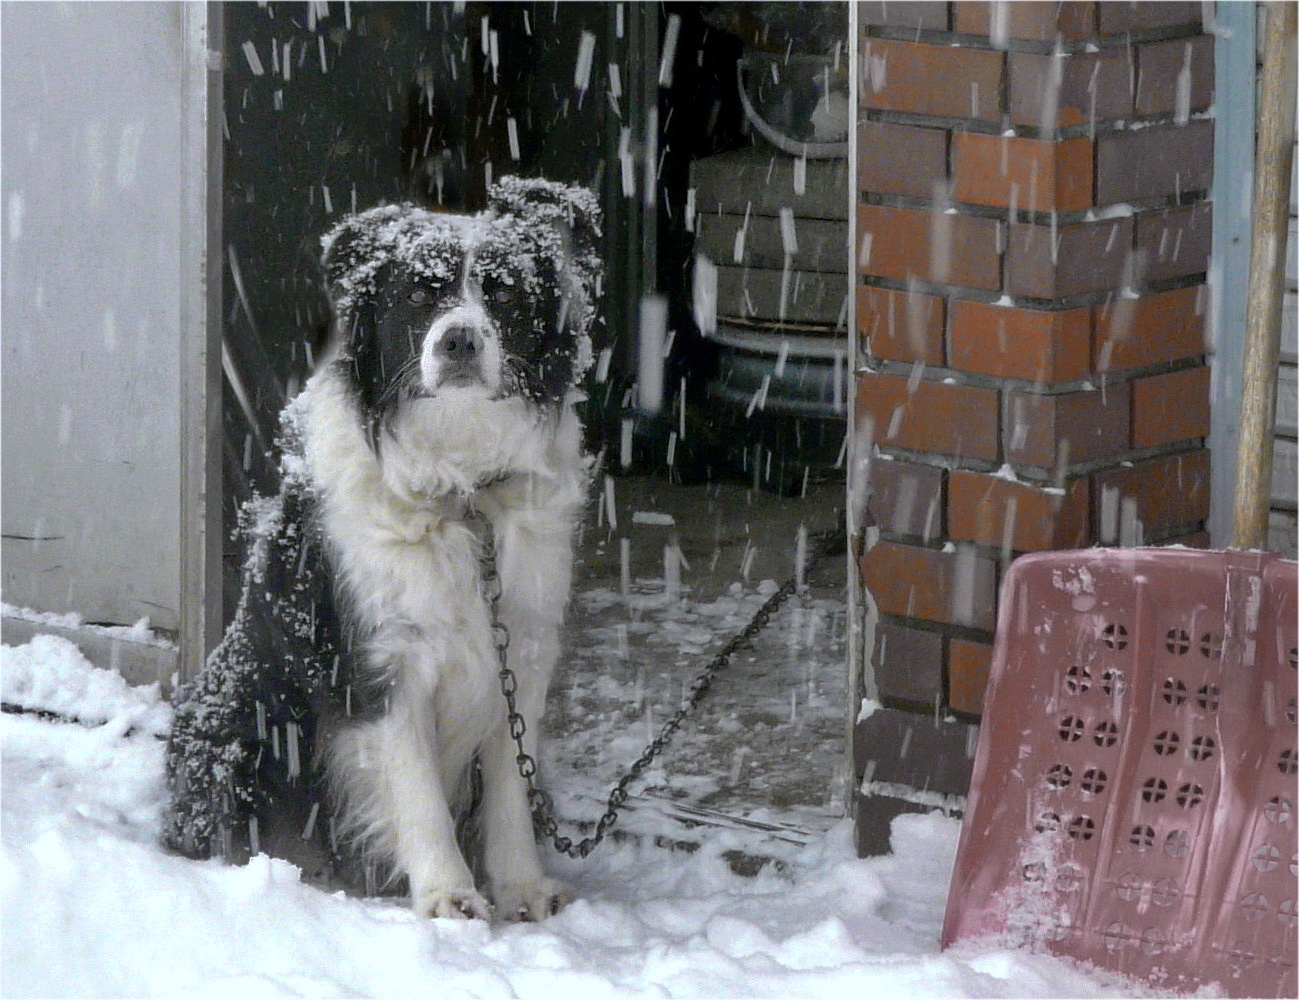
[1,635,1140,999]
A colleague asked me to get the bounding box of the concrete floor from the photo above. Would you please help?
[541,475,851,854]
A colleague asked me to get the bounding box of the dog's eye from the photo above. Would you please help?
[407,288,432,306]
[494,288,514,305]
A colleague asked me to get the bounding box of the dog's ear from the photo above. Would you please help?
[488,176,601,261]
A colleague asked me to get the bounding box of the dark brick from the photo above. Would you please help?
[1092,448,1210,537]
[1130,364,1211,449]
[953,2,1097,42]
[872,620,944,706]
[1136,35,1214,116]
[859,1,949,31]
[1004,382,1132,469]
[1008,50,1132,129]
[857,120,949,200]
[858,204,1002,291]
[1098,2,1202,35]
[866,457,945,539]
[854,706,979,855]
[858,284,946,366]
[860,37,1003,121]
[1096,120,1215,204]
[1133,202,1212,283]
[1005,217,1133,298]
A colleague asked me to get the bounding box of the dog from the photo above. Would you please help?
[164,176,600,921]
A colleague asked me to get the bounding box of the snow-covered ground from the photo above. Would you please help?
[1,632,1146,998]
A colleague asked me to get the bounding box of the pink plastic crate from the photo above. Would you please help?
[943,548,1298,997]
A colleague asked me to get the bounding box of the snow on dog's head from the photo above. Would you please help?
[320,177,601,445]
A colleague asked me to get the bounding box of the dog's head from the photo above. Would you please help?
[319,177,601,446]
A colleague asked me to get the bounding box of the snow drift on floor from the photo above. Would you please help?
[1,635,1143,999]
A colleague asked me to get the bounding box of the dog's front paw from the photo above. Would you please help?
[415,888,493,921]
[491,878,571,922]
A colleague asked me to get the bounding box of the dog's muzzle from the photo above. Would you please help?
[420,304,496,392]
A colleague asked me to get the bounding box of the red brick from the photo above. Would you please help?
[1008,50,1132,128]
[953,2,1097,42]
[1005,217,1133,299]
[948,470,1091,551]
[1092,448,1210,537]
[1130,364,1211,449]
[859,540,997,629]
[866,457,945,539]
[949,301,1091,383]
[948,638,994,716]
[858,204,1002,291]
[1004,383,1131,469]
[856,370,1000,461]
[859,1,949,31]
[860,38,1003,121]
[1096,120,1215,204]
[952,134,1093,213]
[857,121,949,200]
[1136,36,1214,116]
[858,284,945,366]
[1094,286,1206,373]
[1098,2,1202,35]
[1133,202,1212,283]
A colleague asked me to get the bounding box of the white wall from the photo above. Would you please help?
[2,2,194,631]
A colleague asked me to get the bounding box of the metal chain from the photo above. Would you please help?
[469,507,838,860]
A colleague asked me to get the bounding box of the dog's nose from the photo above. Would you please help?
[439,326,481,357]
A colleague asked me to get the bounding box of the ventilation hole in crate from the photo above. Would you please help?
[1140,927,1167,956]
[1289,647,1297,670]
[1101,669,1127,697]
[1065,664,1092,693]
[1199,632,1224,659]
[1280,900,1298,928]
[1103,623,1129,649]
[1035,811,1062,834]
[1151,878,1181,907]
[1164,628,1190,655]
[1239,892,1269,921]
[1093,720,1120,747]
[1161,678,1188,706]
[1197,683,1221,712]
[1023,862,1046,883]
[1279,748,1297,775]
[1188,735,1216,762]
[1130,825,1155,851]
[1056,864,1084,893]
[1252,843,1281,873]
[1116,872,1143,901]
[1080,768,1108,795]
[1264,796,1293,823]
[1142,777,1169,803]
[1164,829,1191,858]
[1057,716,1085,742]
[1045,764,1073,789]
[1103,922,1134,951]
[1292,853,1298,877]
[1068,816,1096,841]
[1176,782,1204,809]
[1287,697,1297,724]
[1153,730,1181,755]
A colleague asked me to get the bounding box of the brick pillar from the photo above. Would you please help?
[852,1,1214,855]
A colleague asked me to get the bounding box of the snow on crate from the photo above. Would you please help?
[1,633,172,735]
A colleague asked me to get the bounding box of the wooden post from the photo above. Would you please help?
[1233,1,1298,549]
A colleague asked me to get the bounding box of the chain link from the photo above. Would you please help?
[469,507,838,860]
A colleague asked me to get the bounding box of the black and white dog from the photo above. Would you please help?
[164,177,600,921]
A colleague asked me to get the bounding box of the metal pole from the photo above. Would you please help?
[1232,1,1297,549]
